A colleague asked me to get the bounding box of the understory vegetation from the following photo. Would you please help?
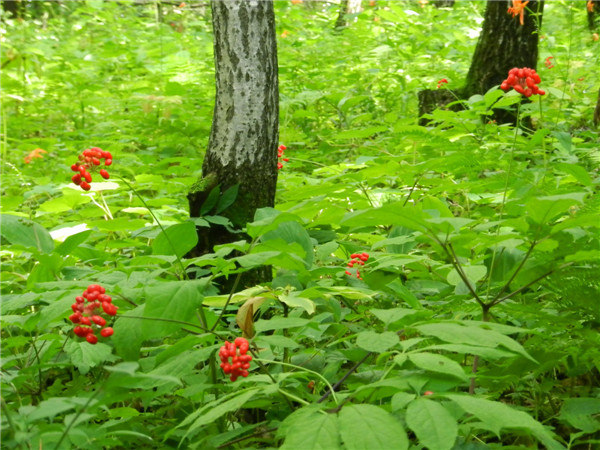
[1,1,599,449]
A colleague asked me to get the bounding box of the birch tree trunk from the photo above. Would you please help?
[188,0,279,268]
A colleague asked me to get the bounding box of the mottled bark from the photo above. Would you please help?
[188,0,278,286]
[335,0,362,29]
[463,0,544,99]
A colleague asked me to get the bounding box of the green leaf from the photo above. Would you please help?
[262,221,314,268]
[339,404,408,450]
[200,184,221,215]
[0,214,54,253]
[444,394,564,450]
[446,265,487,287]
[559,398,600,433]
[333,126,387,140]
[180,389,260,439]
[407,352,468,381]
[215,183,239,214]
[370,307,420,325]
[254,317,309,333]
[54,230,93,255]
[385,280,422,309]
[279,406,340,450]
[356,331,398,353]
[247,208,304,238]
[556,163,592,186]
[67,340,114,375]
[152,221,198,258]
[279,293,316,315]
[406,398,458,450]
[526,193,585,224]
[27,397,79,422]
[143,280,207,339]
[113,305,145,361]
[414,322,535,362]
[341,203,427,230]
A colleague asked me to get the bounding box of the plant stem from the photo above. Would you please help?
[53,382,104,450]
[117,175,188,280]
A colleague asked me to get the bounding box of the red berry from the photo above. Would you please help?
[100,169,110,179]
[424,390,434,396]
[104,159,112,166]
[72,174,82,185]
[86,334,98,344]
[69,312,81,323]
[80,316,91,326]
[92,315,106,326]
[80,181,91,191]
[102,302,117,316]
[100,327,114,337]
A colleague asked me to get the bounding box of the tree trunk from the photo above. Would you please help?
[594,88,600,127]
[463,0,544,99]
[335,0,362,29]
[432,0,455,8]
[589,0,599,30]
[2,0,21,18]
[188,0,279,286]
[418,1,544,125]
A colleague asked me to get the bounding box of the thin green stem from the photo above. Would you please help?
[490,240,537,305]
[53,382,105,450]
[119,315,222,338]
[255,358,339,406]
[485,101,521,300]
[489,263,572,308]
[117,176,188,279]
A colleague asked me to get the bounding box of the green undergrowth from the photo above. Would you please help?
[1,1,599,449]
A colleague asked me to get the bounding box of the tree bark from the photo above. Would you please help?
[335,0,362,29]
[463,0,544,100]
[432,0,455,8]
[2,0,21,18]
[589,0,599,30]
[594,88,600,127]
[188,0,279,285]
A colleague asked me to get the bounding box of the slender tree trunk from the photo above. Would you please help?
[335,0,362,29]
[594,88,600,127]
[432,0,455,8]
[188,0,279,285]
[589,0,599,30]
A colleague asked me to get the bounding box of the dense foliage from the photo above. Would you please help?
[1,1,599,449]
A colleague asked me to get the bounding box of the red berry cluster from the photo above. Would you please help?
[219,337,252,382]
[436,78,448,89]
[544,56,554,69]
[500,67,545,98]
[69,284,117,344]
[345,252,369,280]
[277,145,289,170]
[70,147,113,191]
